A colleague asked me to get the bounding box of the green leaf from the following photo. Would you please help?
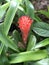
[0,0,22,54]
[34,38,49,49]
[0,2,9,19]
[34,14,42,22]
[48,6,49,12]
[38,10,49,18]
[6,0,10,2]
[0,31,19,52]
[0,23,4,55]
[32,22,49,37]
[12,30,21,44]
[35,58,49,65]
[18,6,25,12]
[3,0,22,35]
[0,43,4,55]
[17,9,25,17]
[0,54,10,65]
[0,0,4,4]
[0,23,2,31]
[24,58,49,65]
[27,35,36,51]
[25,0,34,19]
[9,50,47,64]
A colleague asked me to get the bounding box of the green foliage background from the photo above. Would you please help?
[0,0,49,65]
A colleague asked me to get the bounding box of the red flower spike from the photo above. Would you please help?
[18,16,33,44]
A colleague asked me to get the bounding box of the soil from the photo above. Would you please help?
[30,0,49,23]
[31,0,49,10]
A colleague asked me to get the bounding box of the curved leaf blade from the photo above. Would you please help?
[3,0,22,35]
[32,22,49,37]
[34,38,49,49]
[35,58,49,65]
[9,50,47,63]
[38,10,49,18]
[27,35,36,51]
[25,0,34,19]
[0,31,19,52]
[0,2,9,19]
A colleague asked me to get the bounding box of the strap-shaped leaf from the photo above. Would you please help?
[0,42,4,55]
[0,2,9,19]
[34,14,43,22]
[24,58,49,65]
[0,0,22,54]
[34,38,49,49]
[0,23,4,55]
[27,35,36,51]
[9,50,47,64]
[0,31,19,52]
[25,0,34,19]
[32,22,49,37]
[38,10,49,18]
[3,0,22,35]
[0,53,10,65]
[34,58,49,65]
[12,30,21,44]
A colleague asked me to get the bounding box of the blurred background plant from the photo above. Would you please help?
[0,0,49,65]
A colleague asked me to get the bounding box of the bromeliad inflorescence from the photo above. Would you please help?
[18,16,33,44]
